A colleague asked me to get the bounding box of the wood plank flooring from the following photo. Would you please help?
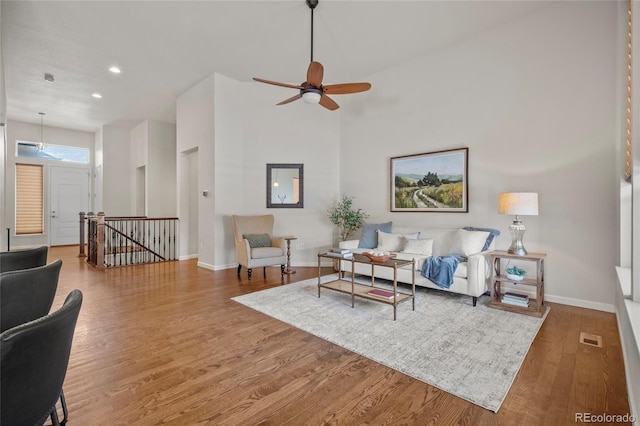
[46,246,631,425]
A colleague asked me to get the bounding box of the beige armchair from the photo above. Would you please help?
[231,214,286,280]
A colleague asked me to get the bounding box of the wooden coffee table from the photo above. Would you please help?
[317,252,415,320]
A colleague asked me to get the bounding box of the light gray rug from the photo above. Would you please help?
[232,276,548,412]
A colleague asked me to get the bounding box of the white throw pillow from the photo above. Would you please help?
[376,230,420,252]
[401,238,434,256]
[448,229,491,256]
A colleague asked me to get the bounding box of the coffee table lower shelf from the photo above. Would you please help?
[319,279,414,319]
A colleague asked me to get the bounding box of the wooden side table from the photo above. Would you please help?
[489,250,547,317]
[284,236,297,274]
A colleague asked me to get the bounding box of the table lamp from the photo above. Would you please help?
[498,192,539,255]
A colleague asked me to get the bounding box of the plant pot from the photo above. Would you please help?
[507,273,524,281]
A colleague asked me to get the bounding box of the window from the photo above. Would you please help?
[15,163,44,235]
[17,141,89,164]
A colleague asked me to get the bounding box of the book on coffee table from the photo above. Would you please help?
[367,288,396,299]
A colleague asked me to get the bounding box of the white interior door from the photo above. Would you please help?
[50,166,90,246]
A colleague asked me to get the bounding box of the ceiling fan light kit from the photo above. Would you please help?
[302,90,322,104]
[253,0,371,111]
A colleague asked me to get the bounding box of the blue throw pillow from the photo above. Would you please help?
[358,222,392,249]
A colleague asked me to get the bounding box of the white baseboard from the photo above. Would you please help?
[545,294,615,313]
[179,254,199,261]
[196,261,238,271]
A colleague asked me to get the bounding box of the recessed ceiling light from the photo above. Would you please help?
[92,93,102,99]
[109,66,121,74]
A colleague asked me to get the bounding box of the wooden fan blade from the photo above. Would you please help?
[324,82,372,95]
[307,61,324,87]
[277,94,302,106]
[319,94,339,111]
[253,78,303,90]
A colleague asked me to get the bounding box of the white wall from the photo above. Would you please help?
[238,81,340,266]
[178,148,199,258]
[340,1,618,310]
[176,71,340,269]
[4,119,94,248]
[94,127,103,213]
[101,125,132,216]
[148,120,176,216]
[177,73,216,267]
[130,120,177,217]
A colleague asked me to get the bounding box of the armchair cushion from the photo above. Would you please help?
[251,247,284,259]
[243,233,271,248]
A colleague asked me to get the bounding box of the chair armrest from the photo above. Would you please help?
[235,240,251,266]
[339,239,359,250]
[466,251,492,297]
[272,236,286,252]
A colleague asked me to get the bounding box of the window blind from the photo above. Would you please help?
[16,163,44,235]
[626,0,633,181]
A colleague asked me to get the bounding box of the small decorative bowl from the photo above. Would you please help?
[507,273,524,281]
[363,252,397,263]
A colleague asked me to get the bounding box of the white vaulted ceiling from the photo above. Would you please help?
[2,1,550,132]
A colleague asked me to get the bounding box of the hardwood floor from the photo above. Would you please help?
[47,246,631,425]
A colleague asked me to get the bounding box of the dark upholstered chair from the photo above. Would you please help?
[0,246,48,273]
[0,259,63,333]
[232,215,286,280]
[1,289,83,426]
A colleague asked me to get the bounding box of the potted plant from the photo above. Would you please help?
[506,265,526,281]
[327,195,369,242]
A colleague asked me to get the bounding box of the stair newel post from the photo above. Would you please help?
[78,212,86,257]
[96,212,106,270]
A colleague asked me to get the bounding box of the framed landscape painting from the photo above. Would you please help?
[390,148,468,212]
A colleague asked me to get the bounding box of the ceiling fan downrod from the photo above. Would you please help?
[307,0,318,63]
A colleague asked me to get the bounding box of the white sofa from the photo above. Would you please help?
[338,226,495,306]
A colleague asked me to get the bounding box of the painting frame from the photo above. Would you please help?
[390,148,468,212]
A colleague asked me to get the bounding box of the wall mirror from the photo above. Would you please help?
[267,163,303,208]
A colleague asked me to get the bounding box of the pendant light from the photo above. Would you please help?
[36,112,45,150]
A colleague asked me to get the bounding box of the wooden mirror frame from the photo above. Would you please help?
[266,163,304,209]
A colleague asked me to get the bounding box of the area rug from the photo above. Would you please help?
[232,276,548,412]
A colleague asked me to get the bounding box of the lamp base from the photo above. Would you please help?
[507,246,528,256]
[507,217,528,256]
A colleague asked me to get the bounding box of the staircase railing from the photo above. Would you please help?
[83,212,178,269]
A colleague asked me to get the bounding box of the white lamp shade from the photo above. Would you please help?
[498,192,539,216]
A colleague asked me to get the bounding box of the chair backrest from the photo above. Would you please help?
[0,259,63,333]
[232,215,275,242]
[1,289,83,426]
[0,246,48,273]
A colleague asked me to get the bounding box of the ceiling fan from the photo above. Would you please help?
[253,0,371,111]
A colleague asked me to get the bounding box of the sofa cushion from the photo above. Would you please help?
[358,222,392,249]
[448,229,491,256]
[394,252,467,278]
[243,233,271,248]
[401,238,434,256]
[376,230,419,252]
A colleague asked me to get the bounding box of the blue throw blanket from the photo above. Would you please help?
[421,254,467,289]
